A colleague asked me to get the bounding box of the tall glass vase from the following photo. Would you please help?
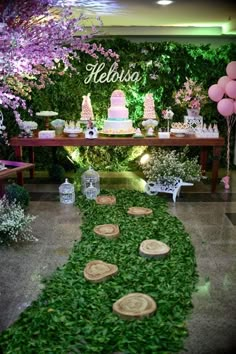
[187,108,200,117]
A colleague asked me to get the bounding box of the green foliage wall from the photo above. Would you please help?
[3,38,236,169]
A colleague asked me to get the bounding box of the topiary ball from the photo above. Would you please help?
[5,183,30,208]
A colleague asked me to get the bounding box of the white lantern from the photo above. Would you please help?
[81,167,100,199]
[59,178,75,204]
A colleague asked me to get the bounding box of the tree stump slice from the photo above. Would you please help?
[113,293,157,320]
[139,239,170,259]
[93,224,120,239]
[84,260,118,283]
[96,195,116,205]
[127,207,153,216]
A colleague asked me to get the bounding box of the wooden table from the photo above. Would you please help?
[10,135,225,193]
[0,160,34,197]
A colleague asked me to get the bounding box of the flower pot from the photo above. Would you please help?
[54,127,64,136]
[187,108,200,117]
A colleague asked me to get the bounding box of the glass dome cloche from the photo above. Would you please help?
[59,178,75,205]
[81,167,100,200]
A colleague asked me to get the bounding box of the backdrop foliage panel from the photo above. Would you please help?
[2,39,236,170]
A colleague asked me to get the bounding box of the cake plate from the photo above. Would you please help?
[99,130,136,136]
[170,129,189,137]
[64,128,82,138]
[36,111,58,130]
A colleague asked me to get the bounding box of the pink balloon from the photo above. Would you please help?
[226,61,236,80]
[208,84,224,102]
[217,98,234,117]
[225,80,236,99]
[218,76,231,90]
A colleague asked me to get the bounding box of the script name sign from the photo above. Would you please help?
[84,62,141,84]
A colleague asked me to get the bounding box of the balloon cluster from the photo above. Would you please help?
[208,61,236,117]
[208,61,236,189]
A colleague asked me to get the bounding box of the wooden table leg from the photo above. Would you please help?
[211,146,222,193]
[14,146,23,161]
[29,147,35,178]
[200,147,208,176]
[14,146,23,185]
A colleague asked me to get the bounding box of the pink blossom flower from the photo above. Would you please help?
[174,78,207,110]
[0,0,119,135]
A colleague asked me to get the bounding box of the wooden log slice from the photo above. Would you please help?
[127,207,153,216]
[84,260,118,283]
[93,224,120,239]
[139,239,170,259]
[113,293,157,320]
[96,195,116,205]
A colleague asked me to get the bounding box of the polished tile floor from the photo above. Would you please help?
[0,170,236,354]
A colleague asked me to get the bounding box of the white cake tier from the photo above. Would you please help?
[103,119,133,133]
[108,107,128,119]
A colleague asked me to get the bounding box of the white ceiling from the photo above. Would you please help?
[56,0,236,37]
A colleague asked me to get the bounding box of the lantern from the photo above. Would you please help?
[81,167,100,199]
[59,178,75,204]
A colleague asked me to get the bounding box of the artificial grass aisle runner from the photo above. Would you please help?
[0,190,198,354]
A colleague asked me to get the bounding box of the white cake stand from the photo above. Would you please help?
[36,111,58,130]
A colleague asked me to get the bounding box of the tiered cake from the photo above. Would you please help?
[102,90,135,134]
[142,93,158,132]
[81,93,94,121]
[143,93,157,120]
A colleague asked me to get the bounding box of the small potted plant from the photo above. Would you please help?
[50,118,65,136]
[139,146,202,183]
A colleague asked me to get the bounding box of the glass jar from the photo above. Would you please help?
[59,178,75,204]
[85,182,98,200]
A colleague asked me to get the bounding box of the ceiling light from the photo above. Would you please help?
[156,0,174,5]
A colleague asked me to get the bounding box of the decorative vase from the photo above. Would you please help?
[54,127,64,136]
[187,108,200,117]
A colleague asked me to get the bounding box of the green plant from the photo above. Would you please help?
[48,164,65,183]
[0,196,36,245]
[3,39,236,169]
[139,147,202,182]
[5,183,30,208]
[0,190,198,353]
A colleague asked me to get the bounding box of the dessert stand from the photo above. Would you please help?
[36,111,58,130]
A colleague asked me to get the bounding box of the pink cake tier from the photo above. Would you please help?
[108,90,129,119]
[103,89,134,134]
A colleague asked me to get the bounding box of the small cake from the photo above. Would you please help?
[63,121,81,137]
[102,90,135,134]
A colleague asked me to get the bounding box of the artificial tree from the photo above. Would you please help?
[0,0,118,141]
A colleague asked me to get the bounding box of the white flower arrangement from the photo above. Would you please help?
[139,147,202,182]
[51,119,65,128]
[0,196,37,244]
[162,108,174,120]
[20,121,38,131]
